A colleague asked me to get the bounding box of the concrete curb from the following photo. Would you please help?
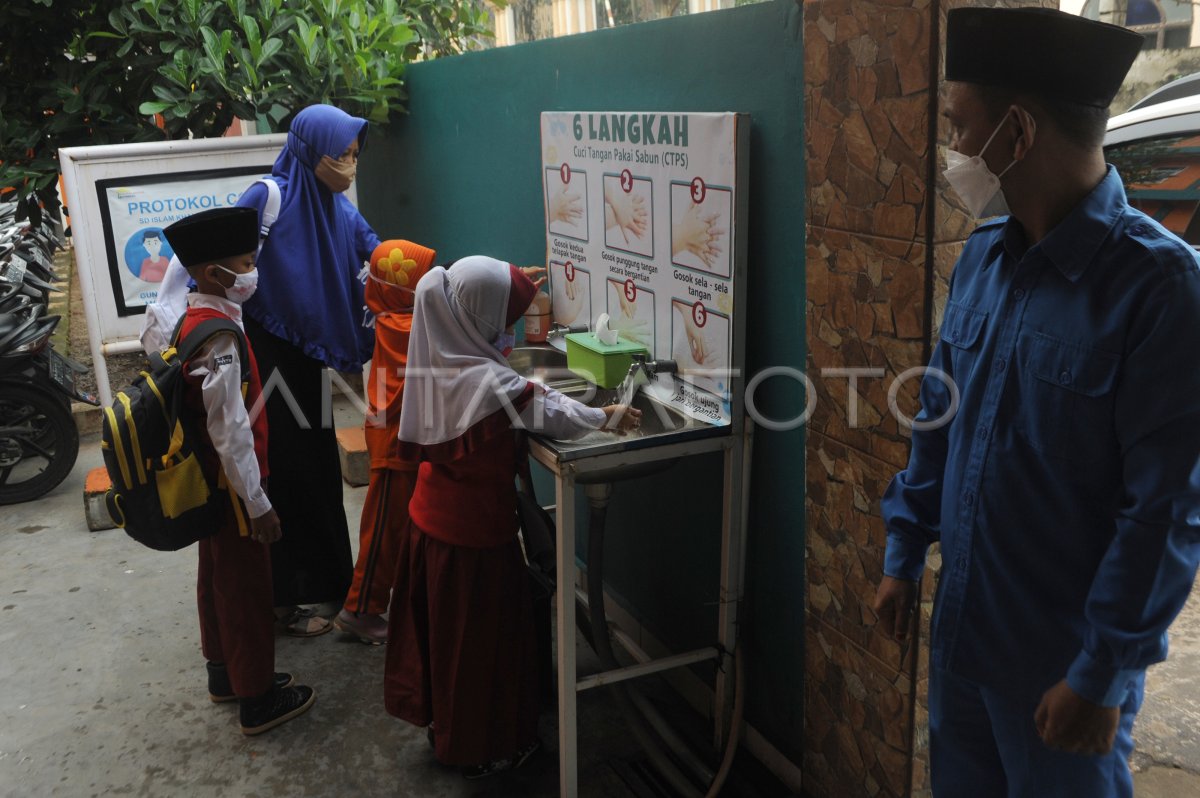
[73,402,102,437]
[83,467,116,531]
[336,426,369,487]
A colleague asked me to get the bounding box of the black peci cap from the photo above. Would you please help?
[945,7,1142,108]
[163,207,259,268]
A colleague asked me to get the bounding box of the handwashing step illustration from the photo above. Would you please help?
[541,111,741,421]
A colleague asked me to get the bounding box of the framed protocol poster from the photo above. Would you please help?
[59,134,287,404]
[95,167,271,315]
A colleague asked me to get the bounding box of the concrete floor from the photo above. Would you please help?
[3,402,1197,797]
[0,422,782,798]
[1131,584,1200,794]
[1,435,481,798]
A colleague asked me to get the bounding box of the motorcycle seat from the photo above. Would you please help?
[0,312,37,353]
[0,313,19,337]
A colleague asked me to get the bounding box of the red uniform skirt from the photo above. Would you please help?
[383,521,540,766]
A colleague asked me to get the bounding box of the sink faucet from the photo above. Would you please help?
[630,353,678,380]
[616,354,677,403]
[547,322,589,341]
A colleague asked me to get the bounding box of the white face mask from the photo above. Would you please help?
[944,115,1018,219]
[216,266,259,304]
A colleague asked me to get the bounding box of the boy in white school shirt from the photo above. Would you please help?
[163,207,314,735]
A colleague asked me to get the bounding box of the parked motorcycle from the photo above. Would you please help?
[0,198,97,505]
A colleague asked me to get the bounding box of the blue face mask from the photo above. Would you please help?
[493,330,515,357]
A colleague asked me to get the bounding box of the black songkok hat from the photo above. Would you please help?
[945,7,1142,109]
[163,207,259,268]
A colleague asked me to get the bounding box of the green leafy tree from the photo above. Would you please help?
[0,0,155,221]
[0,0,496,220]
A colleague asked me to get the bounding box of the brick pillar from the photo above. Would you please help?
[802,2,1053,795]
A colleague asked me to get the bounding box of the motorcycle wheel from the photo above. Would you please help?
[0,383,78,505]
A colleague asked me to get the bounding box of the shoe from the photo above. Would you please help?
[333,609,387,645]
[206,662,294,703]
[276,606,332,638]
[511,738,541,770]
[239,684,316,736]
[462,738,541,780]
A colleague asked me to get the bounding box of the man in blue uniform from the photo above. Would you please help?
[874,8,1200,797]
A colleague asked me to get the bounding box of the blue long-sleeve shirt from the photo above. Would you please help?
[882,167,1200,707]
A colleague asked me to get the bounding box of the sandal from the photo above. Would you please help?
[277,607,332,638]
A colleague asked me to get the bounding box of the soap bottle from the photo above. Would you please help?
[523,290,552,343]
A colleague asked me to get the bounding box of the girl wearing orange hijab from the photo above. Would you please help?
[334,240,436,644]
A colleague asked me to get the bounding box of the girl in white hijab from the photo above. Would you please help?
[384,256,637,778]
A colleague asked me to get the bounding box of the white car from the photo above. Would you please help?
[1107,74,1200,247]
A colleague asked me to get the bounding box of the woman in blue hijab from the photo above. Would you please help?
[238,104,381,635]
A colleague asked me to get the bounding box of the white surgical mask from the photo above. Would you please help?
[492,330,515,357]
[216,266,259,304]
[944,115,1018,219]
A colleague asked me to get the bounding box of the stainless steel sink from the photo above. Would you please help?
[506,346,587,394]
[507,346,724,481]
[507,346,568,375]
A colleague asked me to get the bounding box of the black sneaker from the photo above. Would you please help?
[462,738,541,780]
[239,684,316,736]
[206,662,294,703]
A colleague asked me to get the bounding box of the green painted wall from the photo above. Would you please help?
[357,0,806,764]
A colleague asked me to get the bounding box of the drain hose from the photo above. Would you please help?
[704,640,743,798]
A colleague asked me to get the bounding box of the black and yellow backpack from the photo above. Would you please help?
[101,318,249,551]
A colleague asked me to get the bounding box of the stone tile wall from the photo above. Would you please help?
[803,0,935,793]
[802,1,1052,796]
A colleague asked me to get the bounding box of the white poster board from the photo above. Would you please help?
[97,171,274,313]
[59,135,287,405]
[540,112,748,427]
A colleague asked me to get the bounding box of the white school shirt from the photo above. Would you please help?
[184,294,271,519]
[518,388,608,440]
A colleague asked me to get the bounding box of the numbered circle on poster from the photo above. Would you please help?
[565,261,576,282]
[620,169,634,193]
[624,279,637,303]
[560,163,571,185]
[692,300,708,328]
[690,176,707,204]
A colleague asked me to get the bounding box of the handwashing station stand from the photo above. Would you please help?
[525,111,752,797]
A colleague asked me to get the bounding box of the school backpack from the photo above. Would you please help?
[138,178,280,355]
[102,316,250,551]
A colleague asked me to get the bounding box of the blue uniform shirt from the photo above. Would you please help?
[882,167,1200,706]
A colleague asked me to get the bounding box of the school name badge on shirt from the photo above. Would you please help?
[214,354,234,367]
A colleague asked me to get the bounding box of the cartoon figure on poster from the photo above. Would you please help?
[607,278,654,347]
[125,228,174,283]
[546,164,589,240]
[550,260,591,328]
[672,298,730,397]
[603,170,653,258]
[671,177,731,279]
